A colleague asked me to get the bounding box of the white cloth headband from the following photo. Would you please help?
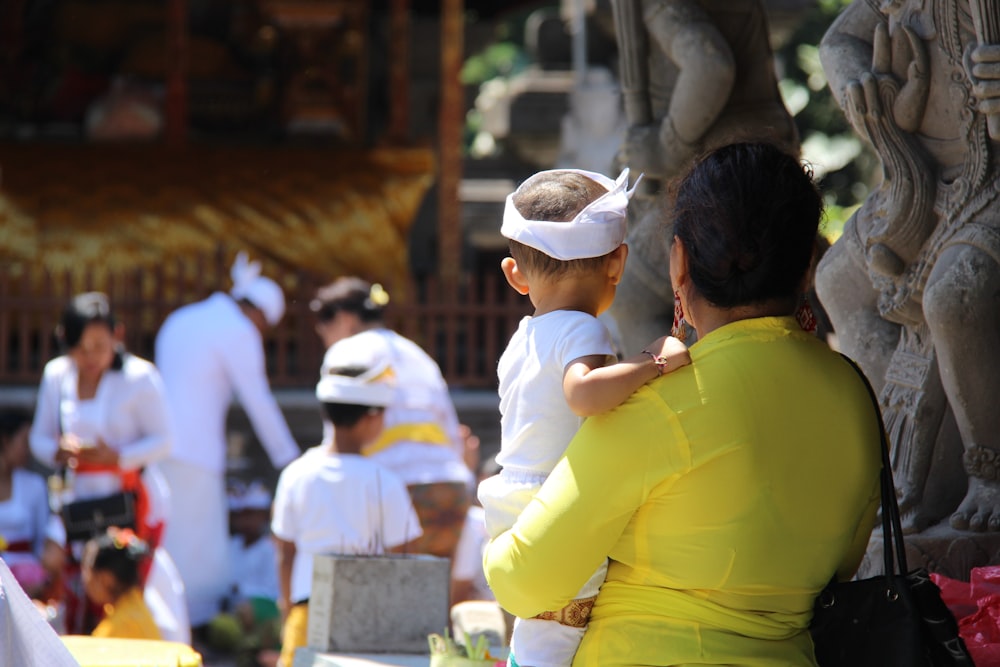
[501,168,641,260]
[316,373,394,407]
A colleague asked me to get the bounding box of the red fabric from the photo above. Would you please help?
[931,566,1000,665]
[1,540,33,553]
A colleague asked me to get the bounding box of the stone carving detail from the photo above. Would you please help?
[606,0,798,354]
[816,0,1000,533]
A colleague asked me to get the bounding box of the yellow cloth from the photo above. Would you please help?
[280,602,309,667]
[61,636,202,666]
[92,587,162,641]
[484,317,882,667]
[363,422,451,456]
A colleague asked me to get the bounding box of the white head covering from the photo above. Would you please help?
[228,480,273,512]
[500,167,641,260]
[317,336,395,407]
[230,252,285,326]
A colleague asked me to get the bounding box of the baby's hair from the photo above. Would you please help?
[510,171,616,278]
[320,365,385,427]
[87,528,149,595]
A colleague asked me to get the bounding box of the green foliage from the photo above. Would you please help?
[461,42,530,86]
[775,0,877,210]
[821,200,860,244]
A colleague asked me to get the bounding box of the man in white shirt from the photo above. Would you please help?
[155,253,300,629]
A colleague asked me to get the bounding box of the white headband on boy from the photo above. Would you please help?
[317,338,395,407]
[316,372,394,407]
[500,168,641,260]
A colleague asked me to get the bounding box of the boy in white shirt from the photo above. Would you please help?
[478,168,690,667]
[271,346,423,667]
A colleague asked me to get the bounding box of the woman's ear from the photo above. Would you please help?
[607,244,628,285]
[669,237,689,291]
[501,257,530,295]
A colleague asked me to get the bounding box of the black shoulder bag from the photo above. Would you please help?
[808,355,975,666]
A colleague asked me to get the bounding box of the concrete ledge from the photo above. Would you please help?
[292,648,429,667]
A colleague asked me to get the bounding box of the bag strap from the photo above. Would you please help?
[839,353,909,577]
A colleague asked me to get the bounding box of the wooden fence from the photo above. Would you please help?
[0,252,530,390]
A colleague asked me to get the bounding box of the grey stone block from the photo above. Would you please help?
[307,554,451,654]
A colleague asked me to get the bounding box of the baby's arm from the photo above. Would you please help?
[563,335,691,417]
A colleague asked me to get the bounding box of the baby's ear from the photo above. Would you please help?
[608,244,628,285]
[501,257,530,295]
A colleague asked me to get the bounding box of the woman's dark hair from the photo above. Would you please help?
[88,529,149,593]
[57,292,124,369]
[671,142,823,309]
[310,278,387,324]
[0,408,32,447]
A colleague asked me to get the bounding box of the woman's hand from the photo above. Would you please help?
[55,434,82,466]
[76,438,120,467]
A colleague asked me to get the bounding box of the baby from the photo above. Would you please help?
[479,167,690,667]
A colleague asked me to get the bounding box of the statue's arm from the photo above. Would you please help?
[819,1,882,128]
[644,0,735,146]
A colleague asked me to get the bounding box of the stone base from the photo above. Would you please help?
[292,649,429,667]
[307,554,451,655]
[857,520,1000,580]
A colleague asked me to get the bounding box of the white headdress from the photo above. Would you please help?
[228,480,273,512]
[317,336,395,407]
[230,252,285,326]
[500,168,641,260]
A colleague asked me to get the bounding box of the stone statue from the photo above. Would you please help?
[556,67,628,174]
[607,0,799,354]
[816,0,1000,533]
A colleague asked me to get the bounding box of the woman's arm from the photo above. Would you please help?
[29,362,63,467]
[836,471,881,581]
[484,389,684,617]
[87,368,172,471]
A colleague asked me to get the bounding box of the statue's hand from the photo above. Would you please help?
[970,44,1000,138]
[848,22,929,135]
[892,26,929,133]
[623,124,665,178]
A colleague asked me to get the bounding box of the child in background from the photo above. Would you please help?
[82,527,159,640]
[478,168,691,667]
[271,337,423,667]
[205,480,282,666]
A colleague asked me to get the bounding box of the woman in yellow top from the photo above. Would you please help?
[82,527,160,640]
[484,143,883,666]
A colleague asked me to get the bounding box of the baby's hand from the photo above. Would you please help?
[644,335,692,375]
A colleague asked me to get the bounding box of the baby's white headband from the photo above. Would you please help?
[500,167,641,260]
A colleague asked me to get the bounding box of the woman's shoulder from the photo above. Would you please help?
[40,355,72,378]
[118,354,165,385]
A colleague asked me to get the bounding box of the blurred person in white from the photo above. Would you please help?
[29,291,177,635]
[155,252,300,629]
[272,341,422,667]
[310,278,472,560]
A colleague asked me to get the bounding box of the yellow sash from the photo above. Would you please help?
[363,422,451,456]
